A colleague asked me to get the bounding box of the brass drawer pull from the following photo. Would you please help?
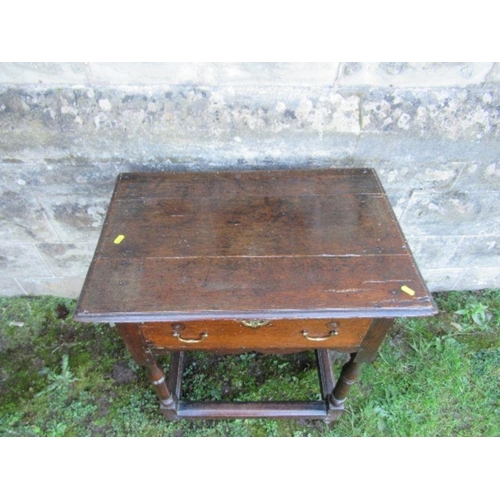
[240,320,270,329]
[172,331,208,343]
[302,329,338,341]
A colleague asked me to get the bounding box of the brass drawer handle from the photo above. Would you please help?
[302,329,338,341]
[172,331,208,343]
[240,320,270,329]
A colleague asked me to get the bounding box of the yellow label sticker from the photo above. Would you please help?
[114,234,125,244]
[401,285,415,296]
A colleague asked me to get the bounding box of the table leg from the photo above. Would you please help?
[329,318,394,409]
[116,323,178,417]
[329,353,360,408]
[354,318,394,364]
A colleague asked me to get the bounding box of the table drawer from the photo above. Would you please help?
[140,318,371,352]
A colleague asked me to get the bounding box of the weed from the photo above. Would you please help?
[455,302,490,329]
[36,354,78,397]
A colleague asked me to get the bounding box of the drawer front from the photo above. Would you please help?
[140,318,371,352]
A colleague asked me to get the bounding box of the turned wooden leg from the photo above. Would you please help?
[116,323,177,417]
[329,353,361,408]
[147,363,174,406]
[329,319,394,410]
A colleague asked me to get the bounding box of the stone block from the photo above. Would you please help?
[361,87,500,141]
[0,278,26,296]
[401,190,500,236]
[0,243,52,277]
[404,235,463,269]
[3,62,495,88]
[453,267,500,291]
[0,62,89,85]
[88,63,340,87]
[130,86,361,140]
[88,63,198,85]
[339,62,494,87]
[0,86,361,164]
[453,162,500,191]
[38,194,110,243]
[0,88,74,160]
[196,62,340,86]
[0,187,60,243]
[485,62,500,83]
[420,268,459,292]
[384,190,411,220]
[355,134,500,165]
[16,276,86,299]
[448,236,500,268]
[0,162,117,196]
[36,242,97,277]
[377,162,463,191]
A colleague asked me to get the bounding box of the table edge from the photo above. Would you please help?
[73,304,439,323]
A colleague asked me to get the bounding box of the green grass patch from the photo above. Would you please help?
[1,291,499,436]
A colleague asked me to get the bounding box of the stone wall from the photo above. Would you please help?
[1,62,499,298]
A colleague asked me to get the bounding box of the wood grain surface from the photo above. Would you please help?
[74,168,437,322]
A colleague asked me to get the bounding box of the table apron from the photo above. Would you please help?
[139,318,372,351]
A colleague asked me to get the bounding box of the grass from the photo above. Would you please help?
[0,290,499,437]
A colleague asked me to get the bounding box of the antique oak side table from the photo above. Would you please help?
[74,168,437,422]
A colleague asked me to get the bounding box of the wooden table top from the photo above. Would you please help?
[74,168,437,322]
